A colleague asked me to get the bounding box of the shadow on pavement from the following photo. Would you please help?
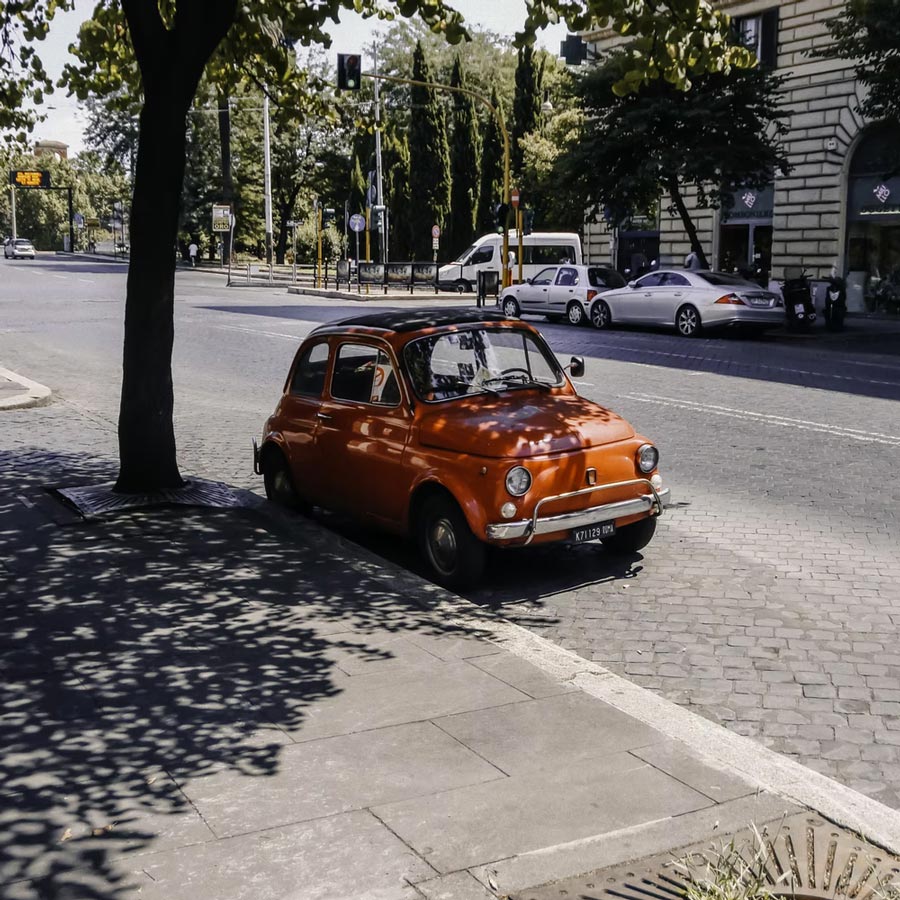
[0,448,467,899]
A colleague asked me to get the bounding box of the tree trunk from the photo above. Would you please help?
[667,177,709,269]
[217,90,233,266]
[115,0,237,494]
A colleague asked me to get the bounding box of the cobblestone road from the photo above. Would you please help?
[3,258,900,809]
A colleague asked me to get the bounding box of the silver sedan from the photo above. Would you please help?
[590,270,785,337]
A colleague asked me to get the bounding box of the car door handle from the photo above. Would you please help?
[316,412,332,420]
[673,292,682,297]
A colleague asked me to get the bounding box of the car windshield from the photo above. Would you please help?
[452,244,477,264]
[697,272,760,287]
[15,239,31,246]
[404,326,565,402]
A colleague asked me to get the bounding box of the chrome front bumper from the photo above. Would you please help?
[485,479,670,543]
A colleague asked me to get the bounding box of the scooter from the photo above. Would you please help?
[824,276,847,332]
[781,268,817,332]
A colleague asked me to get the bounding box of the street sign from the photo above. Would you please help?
[431,224,441,239]
[85,217,100,228]
[349,213,366,233]
[511,189,520,209]
[212,204,232,232]
[9,170,51,189]
[432,237,440,250]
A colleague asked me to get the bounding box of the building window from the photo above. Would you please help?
[733,9,779,69]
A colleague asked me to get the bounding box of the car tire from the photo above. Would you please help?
[676,304,702,337]
[590,299,612,329]
[417,494,486,589]
[455,279,471,294]
[263,448,303,510]
[502,297,520,318]
[566,302,586,326]
[602,516,657,554]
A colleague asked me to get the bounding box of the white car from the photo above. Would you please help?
[498,264,627,326]
[593,269,785,337]
[4,238,35,260]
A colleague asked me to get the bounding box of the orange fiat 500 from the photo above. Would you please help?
[254,308,669,588]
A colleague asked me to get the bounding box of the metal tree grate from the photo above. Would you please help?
[513,813,900,900]
[55,478,246,518]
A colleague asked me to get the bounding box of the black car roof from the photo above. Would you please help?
[312,307,510,335]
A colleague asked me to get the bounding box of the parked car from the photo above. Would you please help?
[498,264,627,326]
[592,269,785,336]
[254,308,669,588]
[4,238,35,260]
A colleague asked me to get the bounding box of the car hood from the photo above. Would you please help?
[417,392,635,458]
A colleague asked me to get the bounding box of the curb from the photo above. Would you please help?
[0,367,52,409]
[237,488,900,859]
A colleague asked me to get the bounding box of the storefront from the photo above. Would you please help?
[845,124,900,314]
[718,184,774,283]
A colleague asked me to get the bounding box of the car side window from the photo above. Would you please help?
[635,273,665,288]
[331,343,400,406]
[289,342,330,398]
[556,268,578,286]
[532,267,556,286]
[661,272,690,286]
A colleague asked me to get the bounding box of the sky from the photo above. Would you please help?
[32,1,569,155]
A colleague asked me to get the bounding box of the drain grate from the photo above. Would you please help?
[54,478,246,518]
[513,813,900,900]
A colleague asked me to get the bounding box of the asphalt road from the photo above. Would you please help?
[3,254,900,808]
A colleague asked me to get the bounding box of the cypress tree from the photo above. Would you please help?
[383,128,413,259]
[477,86,505,236]
[408,40,452,260]
[448,55,481,258]
[512,45,544,179]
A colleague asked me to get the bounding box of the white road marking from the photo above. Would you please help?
[212,322,301,341]
[624,392,900,446]
[17,494,34,508]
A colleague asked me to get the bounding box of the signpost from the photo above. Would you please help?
[512,188,523,284]
[431,224,440,261]
[8,170,74,250]
[349,213,366,279]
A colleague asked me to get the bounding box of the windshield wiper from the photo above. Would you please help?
[483,374,552,391]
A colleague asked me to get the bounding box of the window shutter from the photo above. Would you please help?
[760,9,779,69]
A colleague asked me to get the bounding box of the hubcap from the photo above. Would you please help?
[592,305,608,327]
[428,517,457,574]
[679,309,697,334]
[568,306,582,324]
[503,301,517,317]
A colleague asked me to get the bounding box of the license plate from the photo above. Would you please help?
[749,297,771,307]
[571,521,616,542]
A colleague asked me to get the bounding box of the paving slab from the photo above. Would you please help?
[373,750,713,874]
[179,721,505,838]
[434,692,664,775]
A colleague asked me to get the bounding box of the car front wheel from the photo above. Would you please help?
[417,494,486,589]
[676,304,702,337]
[567,302,586,326]
[502,297,520,318]
[602,516,657,554]
[590,299,612,329]
[263,449,303,509]
[456,279,471,294]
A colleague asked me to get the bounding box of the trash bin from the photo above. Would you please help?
[781,267,817,332]
[476,269,500,307]
[824,276,847,332]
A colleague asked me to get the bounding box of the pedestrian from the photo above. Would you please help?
[684,248,702,270]
[188,241,199,267]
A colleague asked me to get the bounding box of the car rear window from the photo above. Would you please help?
[697,272,759,287]
[587,268,626,288]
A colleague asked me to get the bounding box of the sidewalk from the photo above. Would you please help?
[3,438,900,899]
[0,367,51,410]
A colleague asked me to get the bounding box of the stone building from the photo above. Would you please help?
[582,1,900,314]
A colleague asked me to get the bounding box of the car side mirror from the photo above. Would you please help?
[525,278,532,285]
[627,280,637,288]
[568,356,585,378]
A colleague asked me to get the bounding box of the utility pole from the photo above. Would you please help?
[10,186,16,241]
[263,92,273,282]
[373,45,388,266]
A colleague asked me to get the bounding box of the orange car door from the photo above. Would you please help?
[279,339,331,504]
[314,341,413,524]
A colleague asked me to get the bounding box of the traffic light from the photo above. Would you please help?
[371,205,385,232]
[322,208,336,227]
[492,202,510,233]
[337,53,362,91]
[523,208,535,236]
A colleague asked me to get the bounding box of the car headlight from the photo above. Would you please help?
[637,444,659,474]
[505,466,532,496]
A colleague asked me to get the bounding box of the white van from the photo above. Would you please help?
[439,231,583,293]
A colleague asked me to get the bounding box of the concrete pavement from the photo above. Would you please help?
[3,389,900,898]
